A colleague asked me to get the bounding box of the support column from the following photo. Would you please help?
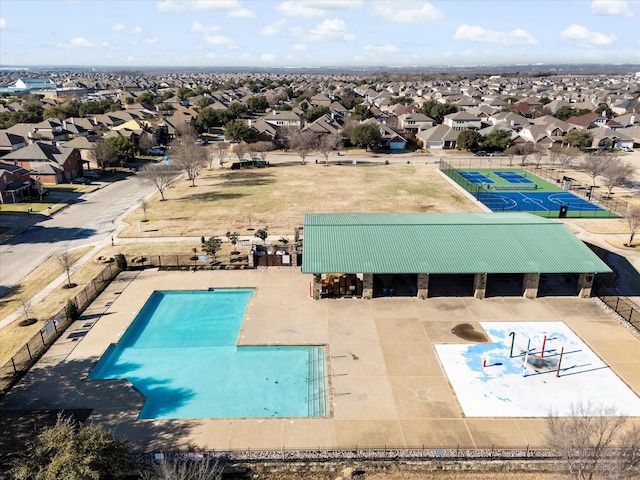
[417,273,429,299]
[362,273,373,300]
[577,273,594,298]
[291,244,298,267]
[312,274,322,300]
[522,273,540,299]
[474,273,487,299]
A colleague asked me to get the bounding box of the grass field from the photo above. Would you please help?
[120,156,478,238]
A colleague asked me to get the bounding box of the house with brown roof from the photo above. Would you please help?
[416,125,459,150]
[0,131,28,155]
[443,111,482,131]
[0,163,32,203]
[0,141,82,184]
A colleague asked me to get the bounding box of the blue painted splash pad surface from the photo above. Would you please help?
[89,290,323,419]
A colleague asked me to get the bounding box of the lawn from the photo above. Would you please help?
[120,154,479,238]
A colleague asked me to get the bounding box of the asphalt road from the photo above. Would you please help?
[0,175,156,298]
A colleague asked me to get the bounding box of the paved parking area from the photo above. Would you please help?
[2,268,640,452]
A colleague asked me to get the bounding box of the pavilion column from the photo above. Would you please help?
[362,273,373,300]
[312,274,322,300]
[522,273,540,299]
[577,273,595,298]
[474,273,487,299]
[417,273,429,299]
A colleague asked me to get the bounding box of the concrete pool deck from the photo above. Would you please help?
[2,268,640,452]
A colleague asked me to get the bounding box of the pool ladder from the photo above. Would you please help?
[307,346,328,417]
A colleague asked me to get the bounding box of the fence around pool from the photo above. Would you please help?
[439,158,626,218]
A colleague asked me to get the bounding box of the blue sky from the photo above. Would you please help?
[0,0,639,67]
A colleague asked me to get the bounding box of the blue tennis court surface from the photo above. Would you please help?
[494,171,534,184]
[477,190,605,213]
[459,171,494,184]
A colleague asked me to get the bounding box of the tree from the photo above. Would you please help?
[201,237,222,261]
[564,130,594,150]
[254,226,269,243]
[138,132,156,155]
[504,145,519,166]
[246,95,269,113]
[56,250,75,288]
[19,298,34,324]
[254,141,275,162]
[481,129,512,151]
[208,142,229,169]
[419,100,458,124]
[282,127,317,164]
[456,130,483,151]
[229,231,240,254]
[532,146,546,168]
[602,156,636,196]
[546,402,634,480]
[224,119,256,143]
[11,414,131,480]
[517,142,535,166]
[625,206,640,247]
[305,106,331,123]
[138,162,180,201]
[141,456,222,480]
[171,135,208,187]
[352,104,372,119]
[90,138,118,169]
[232,141,249,163]
[316,133,341,166]
[350,123,382,151]
[227,102,248,119]
[108,136,136,164]
[194,108,228,132]
[581,151,611,186]
[556,146,581,172]
[553,106,592,121]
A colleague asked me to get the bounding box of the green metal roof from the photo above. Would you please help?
[301,213,611,275]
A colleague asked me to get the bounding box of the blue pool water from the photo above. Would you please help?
[89,289,328,420]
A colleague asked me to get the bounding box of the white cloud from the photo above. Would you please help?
[203,34,236,47]
[275,0,362,19]
[290,18,355,42]
[260,18,286,35]
[143,38,158,45]
[363,44,399,55]
[453,25,538,46]
[127,56,136,62]
[261,53,276,62]
[58,37,95,48]
[0,18,5,30]
[372,0,443,23]
[560,24,617,47]
[112,23,125,32]
[292,43,307,51]
[131,26,143,34]
[157,0,241,13]
[229,7,256,18]
[191,21,221,34]
[591,0,635,17]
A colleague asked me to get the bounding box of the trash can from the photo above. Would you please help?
[559,205,568,218]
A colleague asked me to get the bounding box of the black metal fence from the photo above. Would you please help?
[0,262,120,397]
[599,295,640,333]
[125,254,251,270]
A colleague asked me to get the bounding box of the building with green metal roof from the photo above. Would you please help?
[302,212,611,300]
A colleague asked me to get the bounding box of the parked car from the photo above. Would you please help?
[620,146,633,153]
[83,171,100,179]
[474,151,487,157]
[148,148,165,156]
[70,177,90,184]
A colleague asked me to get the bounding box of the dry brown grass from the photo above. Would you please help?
[254,472,561,480]
[120,154,479,238]
[0,247,95,365]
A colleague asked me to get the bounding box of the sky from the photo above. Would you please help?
[0,0,639,68]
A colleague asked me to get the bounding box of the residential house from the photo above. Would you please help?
[0,163,32,203]
[0,141,82,184]
[362,118,407,150]
[397,113,435,135]
[0,131,28,155]
[588,127,634,150]
[262,110,302,129]
[416,125,459,150]
[443,111,482,131]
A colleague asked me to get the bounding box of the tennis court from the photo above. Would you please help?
[458,171,494,184]
[493,171,535,184]
[478,190,605,214]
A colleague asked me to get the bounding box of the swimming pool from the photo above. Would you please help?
[89,289,328,420]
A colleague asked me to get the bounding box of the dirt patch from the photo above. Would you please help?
[451,323,488,342]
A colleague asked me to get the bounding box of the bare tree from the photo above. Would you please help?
[532,146,546,168]
[282,127,317,164]
[233,141,249,163]
[138,132,156,155]
[602,156,636,197]
[617,424,640,478]
[56,250,75,288]
[89,138,118,169]
[517,142,535,166]
[138,163,180,201]
[548,143,562,167]
[254,141,275,162]
[581,151,611,187]
[546,401,628,480]
[140,199,148,221]
[316,133,342,166]
[504,145,518,167]
[209,142,229,168]
[172,136,208,187]
[20,299,34,324]
[246,142,259,161]
[557,146,581,172]
[141,456,222,480]
[625,206,640,247]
